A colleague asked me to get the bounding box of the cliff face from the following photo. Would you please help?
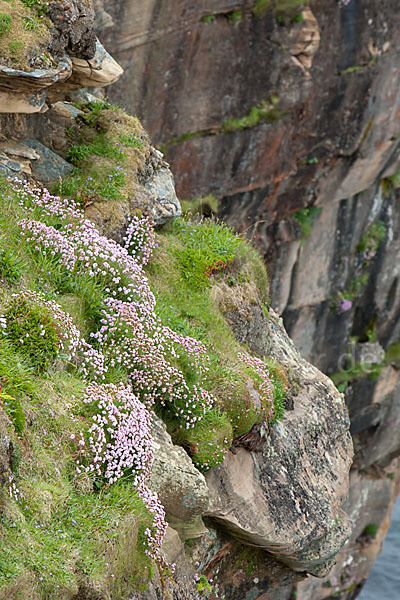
[95,0,400,598]
[0,1,398,599]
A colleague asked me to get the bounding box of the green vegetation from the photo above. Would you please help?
[180,193,219,217]
[331,339,400,393]
[202,14,215,23]
[3,295,61,372]
[196,574,212,594]
[357,220,386,255]
[162,98,286,150]
[0,12,11,35]
[8,39,24,55]
[331,219,387,312]
[0,178,157,597]
[252,0,272,16]
[221,97,286,133]
[0,99,289,594]
[0,0,51,70]
[252,0,307,19]
[57,100,149,207]
[226,10,242,26]
[361,523,378,538]
[293,205,322,239]
[145,216,287,470]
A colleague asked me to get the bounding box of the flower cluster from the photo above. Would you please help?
[78,382,153,486]
[12,181,218,568]
[123,215,156,266]
[1,289,82,370]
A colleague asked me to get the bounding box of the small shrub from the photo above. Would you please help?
[226,10,242,25]
[172,218,242,287]
[1,291,81,372]
[0,13,12,36]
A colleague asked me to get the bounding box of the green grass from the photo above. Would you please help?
[0,12,12,36]
[57,101,149,207]
[145,216,286,464]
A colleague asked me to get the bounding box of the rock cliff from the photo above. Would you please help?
[93,0,400,598]
[0,1,398,599]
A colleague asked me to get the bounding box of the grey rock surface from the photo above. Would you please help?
[149,417,209,539]
[205,309,353,576]
[145,167,182,226]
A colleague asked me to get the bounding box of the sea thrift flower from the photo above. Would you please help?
[340,298,353,313]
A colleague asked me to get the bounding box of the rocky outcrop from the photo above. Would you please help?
[149,417,209,539]
[96,0,400,597]
[206,309,353,577]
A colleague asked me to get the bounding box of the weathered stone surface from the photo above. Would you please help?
[48,0,97,60]
[24,139,73,186]
[84,151,181,243]
[288,7,320,75]
[0,58,72,114]
[148,417,209,539]
[205,309,353,576]
[129,527,202,600]
[295,461,400,600]
[66,39,123,90]
[144,166,182,225]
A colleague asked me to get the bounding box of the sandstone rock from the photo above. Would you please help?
[129,526,201,600]
[295,462,400,600]
[66,39,123,90]
[289,7,321,75]
[0,58,72,114]
[205,309,353,576]
[148,416,209,539]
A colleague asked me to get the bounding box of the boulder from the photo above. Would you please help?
[24,140,73,186]
[205,309,353,576]
[144,166,182,226]
[148,416,209,539]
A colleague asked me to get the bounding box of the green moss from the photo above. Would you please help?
[226,10,242,25]
[339,65,362,75]
[221,98,286,133]
[3,295,60,373]
[252,0,272,16]
[8,39,23,54]
[202,14,215,23]
[252,0,306,19]
[293,206,321,239]
[361,523,378,538]
[163,97,286,149]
